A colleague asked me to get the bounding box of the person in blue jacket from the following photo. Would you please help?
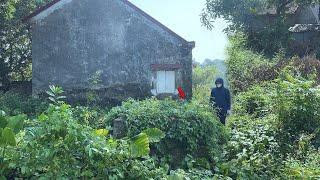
[210,78,231,125]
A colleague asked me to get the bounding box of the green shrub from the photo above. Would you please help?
[6,102,167,179]
[232,83,276,118]
[192,65,217,106]
[0,91,48,117]
[0,111,25,177]
[105,98,227,168]
[281,135,320,179]
[275,70,320,149]
[226,33,276,94]
[169,168,217,180]
[218,114,282,179]
[73,106,107,129]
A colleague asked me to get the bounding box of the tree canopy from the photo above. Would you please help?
[201,0,320,57]
[0,0,50,86]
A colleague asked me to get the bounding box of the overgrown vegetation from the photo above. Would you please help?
[105,98,227,169]
[216,31,320,179]
[1,0,320,179]
[1,0,51,85]
[1,35,320,178]
[201,0,320,57]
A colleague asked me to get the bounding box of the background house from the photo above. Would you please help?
[246,3,320,57]
[24,0,195,104]
[288,5,320,56]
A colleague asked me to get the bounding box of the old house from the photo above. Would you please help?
[24,0,195,103]
[247,3,320,56]
[288,5,320,56]
[247,3,319,31]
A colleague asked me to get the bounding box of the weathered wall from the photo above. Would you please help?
[295,6,319,24]
[31,0,193,99]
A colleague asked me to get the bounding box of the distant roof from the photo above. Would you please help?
[23,0,194,47]
[257,2,299,15]
[289,24,320,33]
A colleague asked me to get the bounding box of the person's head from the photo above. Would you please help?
[215,78,224,88]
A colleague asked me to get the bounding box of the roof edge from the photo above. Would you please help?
[22,0,191,44]
[120,0,189,44]
[22,0,61,22]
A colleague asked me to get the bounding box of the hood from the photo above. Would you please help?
[215,78,224,87]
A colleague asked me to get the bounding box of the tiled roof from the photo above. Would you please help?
[289,24,320,32]
[23,0,194,46]
[257,2,299,15]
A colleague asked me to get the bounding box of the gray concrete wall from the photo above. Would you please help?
[295,7,318,24]
[31,0,193,99]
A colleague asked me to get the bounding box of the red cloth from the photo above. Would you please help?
[177,86,186,99]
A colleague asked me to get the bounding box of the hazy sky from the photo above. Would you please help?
[129,0,229,63]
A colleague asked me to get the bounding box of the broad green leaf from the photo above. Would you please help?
[48,97,56,103]
[0,115,8,129]
[2,127,16,146]
[130,133,150,157]
[46,90,55,97]
[0,128,4,146]
[7,115,25,134]
[38,113,48,121]
[95,129,109,136]
[0,110,5,116]
[168,173,184,180]
[142,128,165,143]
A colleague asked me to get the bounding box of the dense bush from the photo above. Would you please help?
[4,102,168,179]
[1,87,227,179]
[0,91,48,117]
[275,70,320,149]
[192,65,217,105]
[226,34,276,94]
[105,98,227,169]
[218,114,282,179]
[220,68,320,179]
[73,106,107,129]
[231,84,275,118]
[282,147,320,179]
[226,33,320,95]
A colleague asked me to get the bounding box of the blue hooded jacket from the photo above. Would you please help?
[210,78,231,113]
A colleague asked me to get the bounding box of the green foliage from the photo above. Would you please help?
[1,127,16,147]
[105,98,227,168]
[0,91,48,116]
[218,68,320,179]
[142,128,165,143]
[226,33,277,93]
[219,115,282,179]
[275,70,320,149]
[130,133,150,158]
[0,112,25,176]
[282,148,320,179]
[0,0,51,84]
[73,106,106,129]
[169,168,217,180]
[192,65,217,105]
[232,84,275,117]
[5,102,166,178]
[193,65,216,88]
[46,85,66,105]
[201,0,320,56]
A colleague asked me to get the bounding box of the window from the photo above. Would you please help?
[152,71,176,94]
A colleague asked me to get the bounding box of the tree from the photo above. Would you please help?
[201,0,320,56]
[201,0,320,30]
[0,0,50,86]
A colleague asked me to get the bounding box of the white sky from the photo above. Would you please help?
[129,0,229,63]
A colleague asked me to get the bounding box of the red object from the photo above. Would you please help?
[177,86,186,99]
